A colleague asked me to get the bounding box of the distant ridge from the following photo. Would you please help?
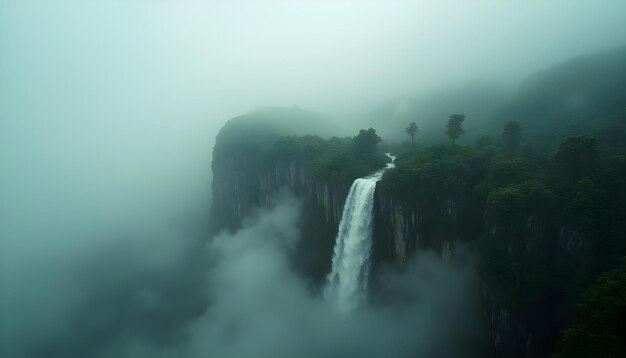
[497,46,626,150]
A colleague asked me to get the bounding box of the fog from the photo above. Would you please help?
[5,195,477,358]
[1,1,625,357]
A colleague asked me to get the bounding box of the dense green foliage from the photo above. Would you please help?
[353,127,383,157]
[554,136,599,182]
[379,134,626,356]
[446,113,466,143]
[380,145,477,201]
[558,260,626,358]
[265,133,388,182]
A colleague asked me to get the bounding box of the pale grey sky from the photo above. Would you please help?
[2,0,625,271]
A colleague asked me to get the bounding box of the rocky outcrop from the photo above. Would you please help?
[558,226,587,251]
[211,156,354,284]
[212,154,465,266]
[373,193,463,267]
[212,159,350,233]
[258,161,349,223]
[210,147,560,357]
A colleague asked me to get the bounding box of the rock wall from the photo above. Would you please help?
[211,157,560,356]
[210,158,352,283]
[211,159,350,233]
[373,192,462,267]
[212,157,467,269]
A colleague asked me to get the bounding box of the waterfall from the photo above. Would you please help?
[325,153,395,311]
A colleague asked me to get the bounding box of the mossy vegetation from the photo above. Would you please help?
[260,129,388,183]
[378,133,626,356]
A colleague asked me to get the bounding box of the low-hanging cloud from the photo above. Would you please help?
[77,194,478,358]
[4,194,479,358]
[4,229,209,358]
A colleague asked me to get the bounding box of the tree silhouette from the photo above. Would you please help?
[559,260,626,358]
[555,136,599,182]
[405,122,419,145]
[445,114,465,144]
[353,127,382,156]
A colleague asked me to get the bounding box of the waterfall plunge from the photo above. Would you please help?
[325,153,395,311]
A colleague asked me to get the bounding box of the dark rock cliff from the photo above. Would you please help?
[210,154,565,356]
[211,155,352,283]
[208,113,574,357]
[373,195,461,266]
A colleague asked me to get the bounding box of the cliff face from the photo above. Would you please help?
[209,118,574,356]
[212,157,466,263]
[211,155,475,286]
[211,156,560,356]
[211,156,351,283]
[258,160,349,225]
[209,105,335,233]
[212,158,348,232]
[373,195,461,266]
[372,192,571,356]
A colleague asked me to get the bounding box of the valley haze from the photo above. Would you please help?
[1,1,626,358]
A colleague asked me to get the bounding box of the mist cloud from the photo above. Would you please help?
[3,194,478,358]
[1,1,624,357]
[98,195,477,358]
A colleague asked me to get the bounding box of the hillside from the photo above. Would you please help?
[364,82,509,144]
[498,47,626,151]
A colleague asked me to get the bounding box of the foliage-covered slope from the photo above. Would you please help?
[497,47,626,151]
[365,83,509,144]
[379,136,626,356]
[212,106,330,169]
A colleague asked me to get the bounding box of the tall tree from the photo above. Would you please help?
[503,121,522,157]
[558,259,626,358]
[445,113,465,144]
[555,136,599,182]
[405,122,419,145]
[353,127,382,156]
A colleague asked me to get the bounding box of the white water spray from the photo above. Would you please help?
[325,153,395,311]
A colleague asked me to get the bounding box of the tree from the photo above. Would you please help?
[353,127,382,156]
[555,136,599,182]
[404,122,419,145]
[445,113,465,144]
[502,121,521,157]
[486,179,554,229]
[558,259,626,358]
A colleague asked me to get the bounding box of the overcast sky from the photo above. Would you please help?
[3,1,626,121]
[2,0,626,279]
